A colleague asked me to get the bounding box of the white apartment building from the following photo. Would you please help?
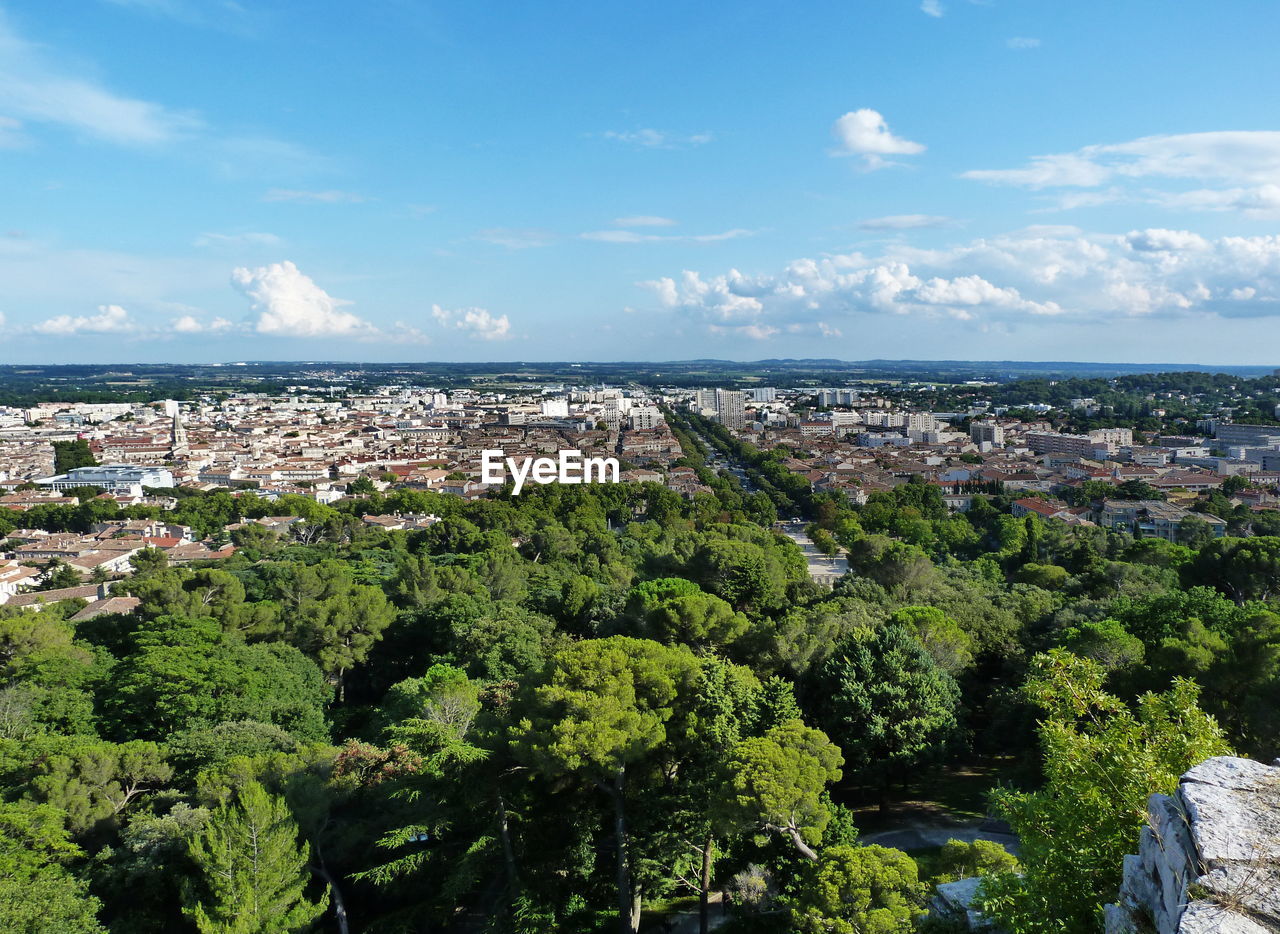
[629,406,663,430]
[970,421,1005,446]
[715,390,747,431]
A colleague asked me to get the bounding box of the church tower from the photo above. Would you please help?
[170,410,189,457]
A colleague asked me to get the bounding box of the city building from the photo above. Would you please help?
[37,464,175,494]
[1026,431,1104,458]
[970,421,1005,446]
[715,389,747,431]
[1096,500,1228,542]
[817,388,859,407]
[629,405,663,430]
[1216,424,1280,447]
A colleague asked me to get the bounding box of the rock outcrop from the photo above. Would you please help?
[1106,756,1280,933]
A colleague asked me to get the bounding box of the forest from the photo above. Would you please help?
[2,432,1277,932]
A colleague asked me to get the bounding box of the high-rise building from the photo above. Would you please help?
[970,421,1005,446]
[630,405,662,430]
[818,388,859,407]
[694,389,718,414]
[751,387,777,403]
[715,389,746,431]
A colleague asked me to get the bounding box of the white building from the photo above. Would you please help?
[37,464,175,494]
[630,406,663,430]
[715,390,747,431]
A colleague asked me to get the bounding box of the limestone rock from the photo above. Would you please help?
[1105,756,1280,934]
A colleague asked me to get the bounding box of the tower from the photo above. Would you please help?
[170,410,189,457]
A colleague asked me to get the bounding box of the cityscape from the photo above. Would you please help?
[2,361,1279,932]
[3,0,1280,932]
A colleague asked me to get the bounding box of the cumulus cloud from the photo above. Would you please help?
[171,314,233,334]
[858,214,955,230]
[232,261,380,338]
[1125,228,1210,252]
[964,131,1280,216]
[603,129,713,149]
[613,215,678,227]
[640,226,1280,337]
[831,109,924,170]
[1007,37,1041,49]
[262,188,367,204]
[33,304,135,335]
[432,304,511,340]
[921,0,944,16]
[0,13,200,146]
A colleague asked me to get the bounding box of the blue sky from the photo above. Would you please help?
[4,0,1280,364]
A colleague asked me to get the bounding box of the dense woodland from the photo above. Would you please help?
[2,418,1278,932]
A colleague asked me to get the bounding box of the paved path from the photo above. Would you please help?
[778,521,849,585]
[860,818,1021,857]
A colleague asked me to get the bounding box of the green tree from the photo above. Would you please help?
[1060,618,1145,672]
[712,719,843,861]
[104,616,330,742]
[52,440,97,475]
[644,590,749,649]
[347,475,376,496]
[39,560,83,591]
[510,636,700,934]
[0,801,105,933]
[29,738,172,833]
[1184,536,1280,603]
[291,584,395,700]
[129,547,169,576]
[183,780,328,934]
[887,606,973,674]
[977,650,1230,934]
[790,844,925,934]
[810,625,961,810]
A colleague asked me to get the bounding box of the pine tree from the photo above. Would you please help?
[183,781,328,934]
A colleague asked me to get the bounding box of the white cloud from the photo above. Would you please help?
[603,129,714,149]
[475,228,557,249]
[0,13,199,146]
[171,314,233,334]
[194,232,282,248]
[921,0,944,16]
[231,261,380,338]
[640,226,1280,337]
[1125,228,1210,252]
[858,214,955,230]
[262,188,367,204]
[613,215,678,227]
[33,304,135,335]
[831,109,924,170]
[964,131,1280,216]
[581,228,754,244]
[1007,37,1041,49]
[432,304,511,340]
